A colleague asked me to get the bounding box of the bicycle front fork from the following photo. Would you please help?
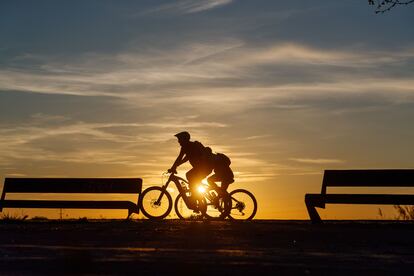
[155,185,168,205]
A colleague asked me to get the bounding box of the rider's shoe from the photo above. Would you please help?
[191,202,199,213]
[187,196,199,211]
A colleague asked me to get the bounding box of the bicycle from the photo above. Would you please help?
[139,172,258,221]
[139,172,231,220]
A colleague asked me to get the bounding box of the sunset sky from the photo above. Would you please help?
[1,0,413,219]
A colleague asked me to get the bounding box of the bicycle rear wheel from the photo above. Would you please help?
[139,186,172,219]
[174,194,206,220]
[202,192,231,220]
[228,189,257,221]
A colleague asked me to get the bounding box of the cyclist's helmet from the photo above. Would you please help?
[174,131,190,142]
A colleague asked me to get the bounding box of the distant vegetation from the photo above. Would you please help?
[78,217,89,222]
[31,216,49,221]
[394,205,414,220]
[0,213,28,221]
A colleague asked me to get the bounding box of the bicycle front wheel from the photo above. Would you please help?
[228,189,257,221]
[139,186,172,219]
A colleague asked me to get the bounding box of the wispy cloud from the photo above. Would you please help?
[238,43,414,67]
[0,115,227,169]
[289,158,345,164]
[1,41,413,183]
[1,42,413,107]
[140,0,233,15]
[0,110,302,184]
[243,135,272,140]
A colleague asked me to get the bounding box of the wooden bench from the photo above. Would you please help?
[305,170,414,223]
[0,178,142,218]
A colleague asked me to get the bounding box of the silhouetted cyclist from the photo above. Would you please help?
[207,152,234,196]
[168,131,212,209]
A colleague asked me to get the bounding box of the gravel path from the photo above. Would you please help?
[0,220,413,275]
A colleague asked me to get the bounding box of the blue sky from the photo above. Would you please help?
[0,0,413,219]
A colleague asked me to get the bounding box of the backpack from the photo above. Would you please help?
[216,153,231,167]
[186,141,207,165]
[193,141,206,156]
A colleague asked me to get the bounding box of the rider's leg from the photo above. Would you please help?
[207,174,220,192]
[215,167,234,195]
[186,169,198,208]
[220,182,230,193]
[186,167,211,210]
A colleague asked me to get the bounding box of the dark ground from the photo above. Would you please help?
[0,220,413,275]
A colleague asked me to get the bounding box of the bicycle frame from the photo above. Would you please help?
[156,173,193,208]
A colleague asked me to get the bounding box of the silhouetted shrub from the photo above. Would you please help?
[394,205,414,220]
[1,213,28,221]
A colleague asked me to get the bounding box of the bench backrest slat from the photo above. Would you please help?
[321,170,414,194]
[3,178,142,194]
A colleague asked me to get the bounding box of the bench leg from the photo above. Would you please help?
[305,197,322,224]
[126,209,132,219]
[126,205,140,219]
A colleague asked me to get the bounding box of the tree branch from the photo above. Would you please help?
[368,0,414,13]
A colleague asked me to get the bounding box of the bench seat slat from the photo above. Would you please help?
[306,193,414,206]
[4,178,142,193]
[0,200,139,211]
[323,170,414,187]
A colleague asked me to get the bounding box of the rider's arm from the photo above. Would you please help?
[170,148,187,171]
[178,155,189,165]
